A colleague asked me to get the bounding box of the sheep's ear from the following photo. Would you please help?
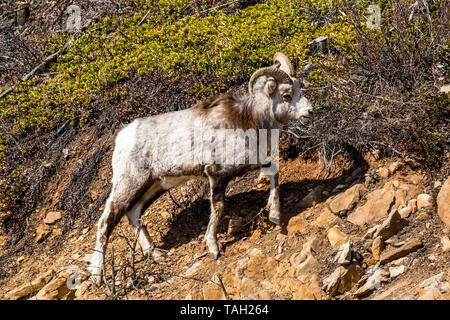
[264,78,277,95]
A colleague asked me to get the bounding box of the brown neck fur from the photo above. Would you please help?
[193,91,276,130]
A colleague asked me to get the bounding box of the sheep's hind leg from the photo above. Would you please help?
[126,181,165,259]
[204,173,229,259]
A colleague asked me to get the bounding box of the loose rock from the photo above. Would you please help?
[417,194,433,211]
[441,236,450,252]
[322,264,364,296]
[313,207,338,228]
[327,226,349,248]
[334,241,352,266]
[43,211,62,225]
[286,215,307,234]
[371,236,384,260]
[416,212,430,221]
[440,84,450,93]
[347,183,395,226]
[329,184,365,215]
[388,161,402,175]
[0,235,6,246]
[399,206,412,219]
[401,272,449,300]
[202,280,227,300]
[391,257,409,266]
[437,177,450,227]
[380,239,423,265]
[35,272,77,300]
[408,199,417,214]
[185,261,202,277]
[333,184,346,192]
[377,167,390,179]
[74,281,91,299]
[227,216,243,235]
[391,240,406,247]
[389,265,406,278]
[291,274,325,300]
[362,225,379,241]
[5,270,53,300]
[35,224,51,243]
[52,228,62,236]
[394,189,407,210]
[354,267,388,298]
[373,209,407,241]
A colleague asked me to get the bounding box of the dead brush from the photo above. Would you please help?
[285,0,449,170]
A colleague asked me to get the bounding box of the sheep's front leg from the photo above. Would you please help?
[204,172,228,259]
[267,172,281,225]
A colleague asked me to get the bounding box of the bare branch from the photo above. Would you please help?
[0,16,98,99]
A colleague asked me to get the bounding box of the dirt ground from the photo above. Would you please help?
[0,136,448,300]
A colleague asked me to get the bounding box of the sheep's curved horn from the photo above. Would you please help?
[273,52,294,77]
[248,67,293,96]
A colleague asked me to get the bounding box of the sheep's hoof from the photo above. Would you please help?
[269,216,280,225]
[209,251,220,260]
[207,241,224,260]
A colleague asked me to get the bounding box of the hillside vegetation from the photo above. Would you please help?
[0,0,449,302]
[0,0,448,243]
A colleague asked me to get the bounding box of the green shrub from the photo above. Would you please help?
[0,0,356,135]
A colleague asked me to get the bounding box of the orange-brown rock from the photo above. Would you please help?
[35,224,51,243]
[286,215,307,234]
[202,281,227,300]
[43,211,62,225]
[328,184,365,215]
[371,236,384,260]
[313,207,338,228]
[327,226,349,248]
[401,272,449,300]
[347,183,395,226]
[380,240,423,265]
[373,209,407,241]
[437,177,450,227]
[322,264,364,296]
[417,194,433,211]
[5,270,54,300]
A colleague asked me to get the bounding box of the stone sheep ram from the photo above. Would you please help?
[89,53,313,283]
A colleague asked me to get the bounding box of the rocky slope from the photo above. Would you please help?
[0,150,449,300]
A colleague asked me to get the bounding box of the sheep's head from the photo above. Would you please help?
[248,53,313,124]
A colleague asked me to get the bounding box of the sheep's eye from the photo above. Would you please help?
[282,94,292,102]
